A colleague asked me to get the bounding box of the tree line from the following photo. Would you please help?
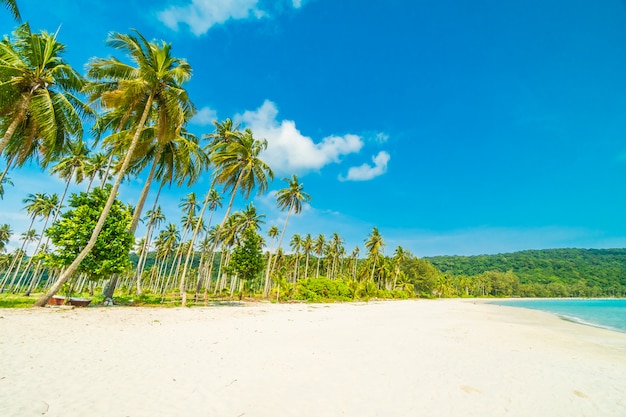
[427,248,626,297]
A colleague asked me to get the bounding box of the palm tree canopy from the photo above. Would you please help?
[275,174,311,215]
[211,128,273,200]
[0,23,92,165]
[2,0,20,20]
[365,227,385,258]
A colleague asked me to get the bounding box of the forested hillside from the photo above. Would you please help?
[426,248,626,297]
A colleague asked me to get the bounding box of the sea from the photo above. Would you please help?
[490,299,626,333]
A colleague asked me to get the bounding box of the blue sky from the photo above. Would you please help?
[2,0,626,257]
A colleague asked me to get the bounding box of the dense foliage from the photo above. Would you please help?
[45,186,133,280]
[427,248,626,297]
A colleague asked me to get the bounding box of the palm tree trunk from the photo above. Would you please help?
[271,208,292,274]
[0,152,17,188]
[130,146,163,233]
[100,153,115,188]
[16,214,51,291]
[183,173,241,306]
[0,97,29,158]
[34,92,156,307]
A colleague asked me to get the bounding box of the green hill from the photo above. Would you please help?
[426,248,626,297]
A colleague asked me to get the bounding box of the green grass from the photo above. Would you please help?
[0,294,37,308]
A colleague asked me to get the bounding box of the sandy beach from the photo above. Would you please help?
[1,299,625,417]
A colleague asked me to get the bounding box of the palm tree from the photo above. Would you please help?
[351,246,360,280]
[134,206,165,295]
[263,225,280,297]
[49,139,90,209]
[1,0,20,20]
[127,126,206,233]
[234,202,265,234]
[0,23,90,184]
[272,174,311,273]
[301,233,313,279]
[35,30,192,306]
[84,152,109,191]
[329,232,343,279]
[364,227,385,283]
[392,246,406,290]
[0,223,12,252]
[181,128,273,306]
[313,234,325,279]
[290,234,302,282]
[0,173,12,199]
[18,193,58,294]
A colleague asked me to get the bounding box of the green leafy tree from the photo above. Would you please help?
[227,228,264,300]
[45,186,133,281]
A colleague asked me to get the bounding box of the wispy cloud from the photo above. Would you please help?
[158,0,308,36]
[339,151,390,182]
[236,100,364,174]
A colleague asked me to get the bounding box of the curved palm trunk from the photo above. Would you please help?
[130,146,163,233]
[100,153,115,188]
[0,97,29,158]
[0,152,18,189]
[34,92,156,307]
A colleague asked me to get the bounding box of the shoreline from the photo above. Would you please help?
[1,299,625,417]
[485,297,626,334]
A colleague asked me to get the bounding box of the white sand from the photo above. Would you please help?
[1,299,625,417]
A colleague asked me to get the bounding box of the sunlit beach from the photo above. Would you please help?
[1,300,625,417]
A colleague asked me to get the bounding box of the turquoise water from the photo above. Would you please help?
[491,299,626,333]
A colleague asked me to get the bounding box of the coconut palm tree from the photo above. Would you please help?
[290,234,302,282]
[134,206,165,295]
[365,227,385,283]
[0,173,12,199]
[49,139,90,208]
[84,151,109,191]
[301,233,313,279]
[351,246,360,280]
[34,29,193,306]
[263,225,280,297]
[2,0,20,20]
[392,246,406,290]
[272,174,311,272]
[0,223,12,252]
[18,193,58,293]
[179,128,273,306]
[313,234,325,279]
[0,23,90,184]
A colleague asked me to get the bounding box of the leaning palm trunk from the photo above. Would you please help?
[130,146,163,233]
[0,97,29,158]
[34,92,156,307]
[0,153,17,188]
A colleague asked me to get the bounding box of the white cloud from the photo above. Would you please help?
[339,151,390,182]
[191,106,218,126]
[157,0,306,36]
[236,100,364,174]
